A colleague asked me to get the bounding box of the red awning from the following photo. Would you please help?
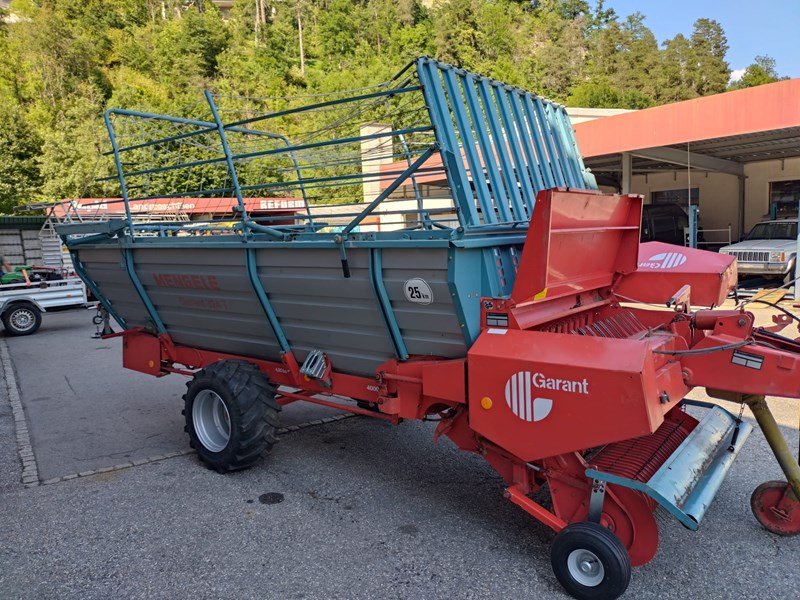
[53,197,305,217]
[574,79,800,158]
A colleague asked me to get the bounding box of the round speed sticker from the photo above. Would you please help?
[404,278,433,305]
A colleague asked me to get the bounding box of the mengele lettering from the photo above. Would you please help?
[153,273,221,291]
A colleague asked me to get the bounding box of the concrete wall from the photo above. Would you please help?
[630,170,740,243]
[743,156,800,232]
[623,156,800,243]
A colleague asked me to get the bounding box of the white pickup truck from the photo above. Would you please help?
[0,275,88,336]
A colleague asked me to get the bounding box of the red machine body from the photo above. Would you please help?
[468,327,688,461]
[115,188,800,598]
[616,240,736,307]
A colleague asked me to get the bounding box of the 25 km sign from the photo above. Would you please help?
[404,278,433,305]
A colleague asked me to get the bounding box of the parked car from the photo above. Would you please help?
[0,273,88,336]
[719,219,798,282]
[640,203,702,246]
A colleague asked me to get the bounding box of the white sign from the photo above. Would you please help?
[404,278,433,305]
[503,371,589,423]
[639,251,687,270]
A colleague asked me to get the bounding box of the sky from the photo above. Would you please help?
[595,1,800,79]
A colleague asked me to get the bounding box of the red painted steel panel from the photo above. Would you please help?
[615,242,737,307]
[467,328,685,462]
[511,189,642,304]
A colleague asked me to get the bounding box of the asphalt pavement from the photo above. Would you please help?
[1,309,799,599]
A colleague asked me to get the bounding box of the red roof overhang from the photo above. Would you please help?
[53,197,304,217]
[574,78,800,158]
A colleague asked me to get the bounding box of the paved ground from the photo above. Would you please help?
[5,310,341,481]
[1,309,799,599]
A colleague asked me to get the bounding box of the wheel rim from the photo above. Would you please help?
[751,480,800,535]
[567,548,605,587]
[10,308,35,332]
[192,390,231,453]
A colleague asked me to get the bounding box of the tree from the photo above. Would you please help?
[658,33,700,102]
[690,18,729,95]
[0,103,42,212]
[567,79,620,108]
[0,1,749,212]
[731,55,787,89]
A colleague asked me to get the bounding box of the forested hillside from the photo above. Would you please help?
[0,0,787,211]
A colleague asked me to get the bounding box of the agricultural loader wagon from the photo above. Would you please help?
[58,58,800,599]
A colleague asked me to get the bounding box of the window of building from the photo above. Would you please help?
[651,187,699,206]
[769,180,800,218]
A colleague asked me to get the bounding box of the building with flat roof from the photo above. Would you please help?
[375,80,800,243]
[575,79,800,244]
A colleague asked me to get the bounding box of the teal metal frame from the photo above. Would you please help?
[121,247,166,334]
[61,57,598,358]
[369,249,409,360]
[245,248,293,356]
[70,252,127,330]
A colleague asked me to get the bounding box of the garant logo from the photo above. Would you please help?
[639,252,687,270]
[504,371,589,423]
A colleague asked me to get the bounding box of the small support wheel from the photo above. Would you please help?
[750,480,800,536]
[551,522,631,600]
[183,360,280,473]
[1,303,42,336]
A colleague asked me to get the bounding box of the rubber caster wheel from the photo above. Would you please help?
[551,522,631,600]
[750,480,800,536]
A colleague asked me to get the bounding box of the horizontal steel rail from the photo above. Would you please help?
[223,84,422,128]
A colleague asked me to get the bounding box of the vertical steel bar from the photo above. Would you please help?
[461,74,513,222]
[493,85,537,218]
[521,94,556,189]
[557,105,592,187]
[745,395,800,500]
[417,58,478,227]
[246,248,293,354]
[370,248,409,360]
[441,68,496,224]
[204,90,248,223]
[398,133,430,228]
[508,92,545,210]
[554,106,586,186]
[103,111,134,231]
[531,97,567,186]
[477,79,526,222]
[122,248,166,334]
[545,103,578,187]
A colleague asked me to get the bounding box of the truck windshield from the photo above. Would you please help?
[746,222,798,240]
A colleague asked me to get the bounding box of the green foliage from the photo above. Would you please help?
[731,55,787,89]
[0,103,42,213]
[0,0,778,212]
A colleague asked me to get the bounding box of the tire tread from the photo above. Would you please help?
[183,360,280,473]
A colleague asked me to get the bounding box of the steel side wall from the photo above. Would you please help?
[75,243,475,377]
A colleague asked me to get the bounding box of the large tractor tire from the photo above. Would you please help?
[183,360,280,472]
[1,303,42,336]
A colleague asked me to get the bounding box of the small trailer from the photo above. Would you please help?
[0,273,88,335]
[57,58,800,599]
